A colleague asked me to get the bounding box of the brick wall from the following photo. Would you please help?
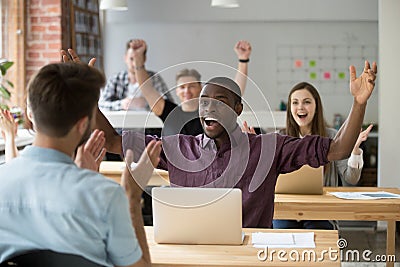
[26,0,64,83]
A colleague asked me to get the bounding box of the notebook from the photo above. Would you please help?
[152,187,243,245]
[275,165,324,195]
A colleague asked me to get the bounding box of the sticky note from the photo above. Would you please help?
[338,72,346,79]
[309,72,317,79]
[309,60,316,67]
[323,72,331,80]
[294,60,303,68]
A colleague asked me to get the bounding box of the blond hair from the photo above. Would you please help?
[175,68,201,83]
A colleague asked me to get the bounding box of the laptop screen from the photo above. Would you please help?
[275,165,324,195]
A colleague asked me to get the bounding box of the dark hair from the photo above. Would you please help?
[205,77,242,104]
[285,82,327,137]
[126,39,147,56]
[27,63,105,137]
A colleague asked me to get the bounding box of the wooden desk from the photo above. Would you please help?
[274,187,400,267]
[99,161,169,186]
[145,226,340,266]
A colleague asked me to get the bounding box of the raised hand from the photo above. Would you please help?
[74,129,107,171]
[0,109,17,139]
[234,40,252,61]
[349,60,377,105]
[85,129,106,169]
[122,140,162,199]
[60,49,96,67]
[352,124,373,155]
[0,109,19,161]
[241,120,256,134]
[128,39,146,65]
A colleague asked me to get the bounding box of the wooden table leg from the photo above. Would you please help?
[386,220,395,267]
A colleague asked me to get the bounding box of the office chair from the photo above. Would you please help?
[0,250,104,267]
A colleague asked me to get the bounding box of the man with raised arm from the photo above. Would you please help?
[67,46,377,228]
[98,39,174,111]
[129,39,252,136]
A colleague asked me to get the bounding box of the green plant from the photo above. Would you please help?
[0,59,14,110]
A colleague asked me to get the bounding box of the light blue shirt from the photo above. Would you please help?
[0,146,142,266]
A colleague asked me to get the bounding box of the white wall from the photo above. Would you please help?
[104,0,377,23]
[378,0,400,187]
[101,0,378,124]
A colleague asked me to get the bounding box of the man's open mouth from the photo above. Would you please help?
[204,117,219,127]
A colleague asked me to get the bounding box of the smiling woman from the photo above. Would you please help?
[273,80,373,231]
[286,82,325,137]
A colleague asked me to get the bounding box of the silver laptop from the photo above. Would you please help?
[275,165,324,195]
[152,187,243,245]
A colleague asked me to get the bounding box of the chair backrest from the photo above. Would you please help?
[0,250,103,267]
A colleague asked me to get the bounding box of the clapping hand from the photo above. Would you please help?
[122,140,162,200]
[0,109,17,139]
[74,129,107,171]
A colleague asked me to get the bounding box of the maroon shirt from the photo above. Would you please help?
[122,125,330,228]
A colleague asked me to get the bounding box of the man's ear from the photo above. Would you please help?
[26,105,34,124]
[235,102,243,116]
[76,116,89,135]
[27,109,34,123]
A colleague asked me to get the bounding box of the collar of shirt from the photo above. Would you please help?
[200,124,243,151]
[20,145,75,165]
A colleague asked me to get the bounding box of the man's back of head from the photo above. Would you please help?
[27,63,105,138]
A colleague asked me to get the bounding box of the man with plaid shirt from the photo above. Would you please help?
[99,39,173,111]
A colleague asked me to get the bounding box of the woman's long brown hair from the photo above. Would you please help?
[285,82,327,137]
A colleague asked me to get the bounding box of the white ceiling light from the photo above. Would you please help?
[211,0,239,8]
[100,0,128,11]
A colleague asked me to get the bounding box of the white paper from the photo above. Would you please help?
[329,191,400,200]
[252,232,294,246]
[252,232,315,248]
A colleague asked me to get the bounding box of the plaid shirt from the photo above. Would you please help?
[98,70,173,111]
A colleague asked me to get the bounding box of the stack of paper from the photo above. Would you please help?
[329,191,400,200]
[252,232,315,248]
